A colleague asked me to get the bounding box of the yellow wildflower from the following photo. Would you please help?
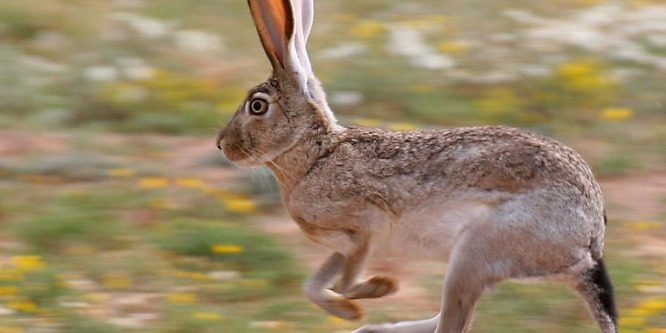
[637,298,666,313]
[211,244,243,254]
[106,168,137,178]
[138,177,169,188]
[175,178,204,188]
[11,256,46,272]
[388,122,418,131]
[632,221,662,230]
[438,41,468,55]
[354,118,382,127]
[0,268,23,281]
[102,273,132,290]
[0,286,19,296]
[331,13,357,23]
[601,108,634,121]
[619,316,645,327]
[83,293,111,302]
[0,326,23,333]
[224,198,257,213]
[556,60,614,93]
[646,329,666,333]
[192,312,226,321]
[167,292,197,303]
[350,20,385,38]
[573,0,607,6]
[425,15,453,23]
[8,301,39,313]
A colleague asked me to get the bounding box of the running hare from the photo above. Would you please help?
[216,1,618,332]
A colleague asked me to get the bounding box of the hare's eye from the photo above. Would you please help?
[249,98,269,115]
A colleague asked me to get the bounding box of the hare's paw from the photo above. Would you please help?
[324,295,364,321]
[344,276,399,300]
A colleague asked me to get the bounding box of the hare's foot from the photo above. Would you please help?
[343,275,399,299]
[323,293,364,321]
[352,316,438,333]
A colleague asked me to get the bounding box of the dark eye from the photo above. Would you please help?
[249,98,269,115]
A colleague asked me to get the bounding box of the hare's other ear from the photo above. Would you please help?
[292,0,313,74]
[248,0,295,70]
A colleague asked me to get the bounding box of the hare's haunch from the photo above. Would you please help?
[216,1,617,333]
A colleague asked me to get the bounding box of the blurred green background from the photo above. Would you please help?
[0,0,665,332]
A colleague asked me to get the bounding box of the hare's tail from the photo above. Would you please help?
[575,213,618,333]
[580,257,618,333]
[591,258,618,326]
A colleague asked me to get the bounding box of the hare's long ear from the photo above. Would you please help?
[248,0,295,70]
[292,0,314,74]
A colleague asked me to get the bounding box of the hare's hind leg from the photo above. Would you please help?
[571,258,618,333]
[353,234,500,333]
[433,235,503,333]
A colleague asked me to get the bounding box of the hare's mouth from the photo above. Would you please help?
[221,147,268,167]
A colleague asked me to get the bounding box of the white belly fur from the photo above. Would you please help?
[372,200,493,261]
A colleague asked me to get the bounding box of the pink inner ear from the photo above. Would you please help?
[249,0,294,68]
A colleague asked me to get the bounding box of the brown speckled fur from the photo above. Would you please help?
[304,125,601,211]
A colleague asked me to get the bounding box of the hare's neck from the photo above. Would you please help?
[267,130,339,198]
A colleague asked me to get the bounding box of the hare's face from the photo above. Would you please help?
[217,82,306,166]
[218,0,338,166]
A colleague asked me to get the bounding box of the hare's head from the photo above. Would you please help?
[217,0,339,166]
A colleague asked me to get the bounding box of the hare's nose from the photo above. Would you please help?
[216,127,228,151]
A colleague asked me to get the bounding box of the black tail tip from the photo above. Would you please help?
[591,258,618,326]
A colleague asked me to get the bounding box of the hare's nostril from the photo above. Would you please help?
[216,127,228,151]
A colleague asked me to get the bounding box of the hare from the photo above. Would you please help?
[216,1,618,332]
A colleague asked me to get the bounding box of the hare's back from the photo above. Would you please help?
[341,125,600,199]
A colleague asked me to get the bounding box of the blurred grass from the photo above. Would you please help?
[0,175,322,332]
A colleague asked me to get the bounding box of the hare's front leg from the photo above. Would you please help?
[304,240,398,321]
[303,252,364,320]
[335,241,399,300]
